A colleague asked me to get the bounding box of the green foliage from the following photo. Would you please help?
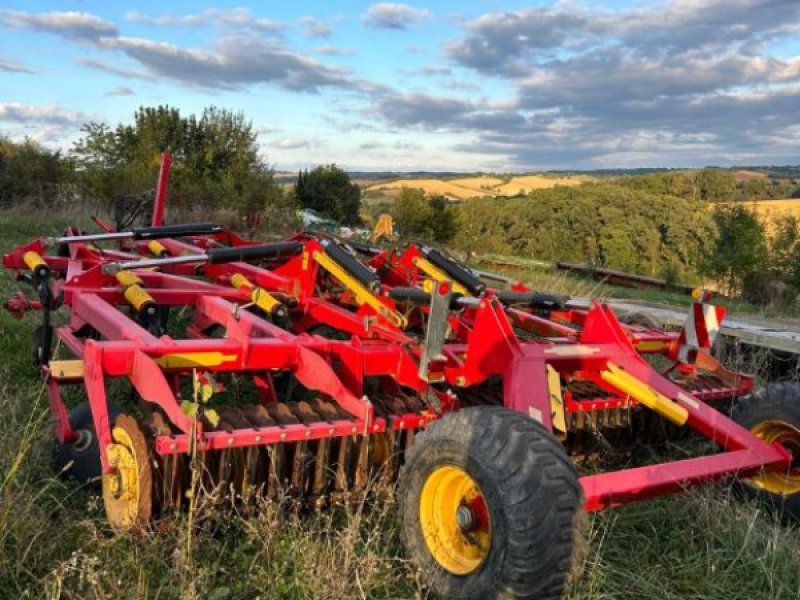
[0,137,63,208]
[614,169,737,202]
[614,171,697,199]
[770,216,800,276]
[742,178,770,200]
[391,188,456,243]
[454,183,715,280]
[293,165,362,226]
[737,177,799,201]
[696,168,737,202]
[70,105,285,219]
[702,204,768,295]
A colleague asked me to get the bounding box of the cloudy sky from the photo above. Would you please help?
[1,0,798,171]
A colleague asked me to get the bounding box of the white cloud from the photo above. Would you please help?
[0,102,87,125]
[362,3,429,30]
[125,8,285,33]
[300,16,332,38]
[106,86,135,96]
[271,137,315,149]
[0,10,117,41]
[313,45,356,57]
[98,35,356,92]
[0,56,32,73]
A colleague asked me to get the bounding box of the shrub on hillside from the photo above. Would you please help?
[454,183,716,280]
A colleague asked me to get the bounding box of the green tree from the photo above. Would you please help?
[70,105,282,220]
[702,204,768,295]
[696,169,736,202]
[742,178,770,200]
[293,164,362,225]
[0,136,63,207]
[428,195,457,243]
[391,188,457,243]
[615,171,697,200]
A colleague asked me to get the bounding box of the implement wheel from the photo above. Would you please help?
[398,406,583,600]
[102,414,153,530]
[53,401,122,485]
[732,382,800,523]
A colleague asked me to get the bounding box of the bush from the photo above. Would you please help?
[294,165,362,226]
[0,136,63,208]
[702,204,768,295]
[391,188,456,243]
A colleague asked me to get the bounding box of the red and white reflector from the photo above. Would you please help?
[677,300,725,364]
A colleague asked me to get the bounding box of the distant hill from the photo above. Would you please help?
[274,165,800,189]
[363,173,592,200]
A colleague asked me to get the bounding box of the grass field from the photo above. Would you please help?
[1,212,799,599]
[364,173,589,201]
[724,199,800,234]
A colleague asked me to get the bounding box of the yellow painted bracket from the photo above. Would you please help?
[155,352,238,369]
[231,273,284,315]
[314,251,407,329]
[48,359,84,380]
[600,362,688,426]
[412,256,469,296]
[547,365,567,438]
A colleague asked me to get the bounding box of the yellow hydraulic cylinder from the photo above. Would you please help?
[313,251,407,329]
[147,240,168,257]
[23,251,49,277]
[600,362,689,426]
[123,284,155,313]
[115,270,143,288]
[115,271,155,313]
[230,273,286,317]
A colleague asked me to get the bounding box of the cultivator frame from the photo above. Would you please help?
[4,217,790,507]
[3,154,799,599]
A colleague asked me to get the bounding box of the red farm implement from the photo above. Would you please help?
[3,159,800,600]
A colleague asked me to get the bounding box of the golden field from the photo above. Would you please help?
[365,173,589,200]
[719,199,800,233]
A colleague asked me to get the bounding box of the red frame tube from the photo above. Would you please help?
[151,151,171,227]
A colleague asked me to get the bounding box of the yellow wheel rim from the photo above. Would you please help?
[419,465,491,575]
[102,416,151,529]
[749,420,800,496]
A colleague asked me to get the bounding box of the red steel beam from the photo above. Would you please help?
[151,151,171,227]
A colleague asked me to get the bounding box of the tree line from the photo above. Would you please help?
[0,105,362,233]
[2,104,800,305]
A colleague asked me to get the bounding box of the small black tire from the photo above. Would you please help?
[52,401,122,485]
[621,311,662,330]
[731,382,800,523]
[398,406,583,600]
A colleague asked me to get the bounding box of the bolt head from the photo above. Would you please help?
[456,505,477,533]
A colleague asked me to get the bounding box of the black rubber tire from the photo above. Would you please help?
[731,382,800,523]
[53,401,122,485]
[398,406,583,600]
[620,311,662,330]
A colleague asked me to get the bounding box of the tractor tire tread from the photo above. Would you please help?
[731,382,800,523]
[399,405,583,600]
